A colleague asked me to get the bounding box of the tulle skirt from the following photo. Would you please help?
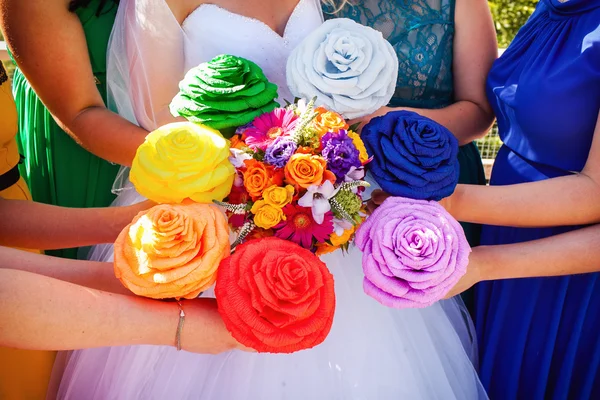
[56,182,487,400]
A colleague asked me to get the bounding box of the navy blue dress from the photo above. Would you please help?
[475,1,600,398]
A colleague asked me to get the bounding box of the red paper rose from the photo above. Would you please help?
[215,237,335,353]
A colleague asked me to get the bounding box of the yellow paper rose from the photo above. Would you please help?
[347,130,369,164]
[131,122,235,204]
[250,200,285,229]
[114,203,230,299]
[262,185,294,208]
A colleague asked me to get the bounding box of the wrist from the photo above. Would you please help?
[470,245,495,283]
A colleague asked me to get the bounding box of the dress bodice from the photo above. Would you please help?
[323,0,455,109]
[182,0,324,103]
[486,0,600,180]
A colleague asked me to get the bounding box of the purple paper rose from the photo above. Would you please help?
[321,130,361,181]
[355,197,470,309]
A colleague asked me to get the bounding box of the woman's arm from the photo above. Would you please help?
[0,268,243,354]
[0,246,130,295]
[353,0,497,145]
[0,197,152,250]
[445,112,600,227]
[445,223,600,297]
[0,0,147,166]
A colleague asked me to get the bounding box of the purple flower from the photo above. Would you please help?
[355,197,470,309]
[321,130,361,181]
[264,137,298,168]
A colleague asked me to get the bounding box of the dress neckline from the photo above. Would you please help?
[183,0,307,40]
[544,0,600,15]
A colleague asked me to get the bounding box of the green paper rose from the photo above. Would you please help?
[170,55,279,136]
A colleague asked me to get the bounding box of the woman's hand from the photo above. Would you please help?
[365,189,392,214]
[182,298,254,354]
[444,246,485,299]
[348,106,392,133]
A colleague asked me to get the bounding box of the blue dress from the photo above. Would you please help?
[476,1,600,398]
[323,0,486,248]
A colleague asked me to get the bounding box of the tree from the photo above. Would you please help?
[488,0,538,48]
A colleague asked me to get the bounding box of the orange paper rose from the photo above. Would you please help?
[242,159,284,200]
[215,237,336,353]
[114,203,230,299]
[284,154,333,189]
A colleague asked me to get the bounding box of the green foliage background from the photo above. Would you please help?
[488,0,538,48]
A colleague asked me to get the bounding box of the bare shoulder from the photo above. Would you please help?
[166,0,209,25]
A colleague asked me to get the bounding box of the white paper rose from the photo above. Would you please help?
[286,18,398,119]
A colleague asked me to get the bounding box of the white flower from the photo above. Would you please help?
[229,148,253,168]
[297,180,340,224]
[286,18,398,119]
[332,218,353,237]
[344,166,365,184]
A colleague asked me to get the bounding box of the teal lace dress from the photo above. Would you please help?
[323,0,486,248]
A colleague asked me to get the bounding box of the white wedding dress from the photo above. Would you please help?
[55,0,487,398]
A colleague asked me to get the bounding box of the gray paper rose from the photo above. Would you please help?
[286,18,398,119]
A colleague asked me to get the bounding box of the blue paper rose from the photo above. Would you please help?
[286,18,398,119]
[362,111,459,201]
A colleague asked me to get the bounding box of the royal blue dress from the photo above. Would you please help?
[476,1,600,398]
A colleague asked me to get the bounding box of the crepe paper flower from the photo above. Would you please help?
[250,200,285,230]
[321,130,362,181]
[362,110,459,201]
[114,203,230,299]
[242,159,284,200]
[215,237,335,353]
[275,204,334,249]
[297,180,339,224]
[287,18,398,119]
[264,137,298,168]
[355,197,470,309]
[346,130,369,164]
[332,217,354,237]
[130,122,235,204]
[170,55,279,135]
[243,108,298,151]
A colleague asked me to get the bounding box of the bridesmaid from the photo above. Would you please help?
[0,0,147,259]
[426,1,599,397]
[323,0,497,249]
[0,58,54,400]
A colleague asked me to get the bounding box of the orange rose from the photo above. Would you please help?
[284,154,329,189]
[311,107,348,136]
[114,203,230,299]
[242,159,284,200]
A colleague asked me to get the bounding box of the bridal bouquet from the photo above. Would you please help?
[217,98,370,254]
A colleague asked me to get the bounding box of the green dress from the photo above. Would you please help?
[323,0,486,248]
[12,0,120,259]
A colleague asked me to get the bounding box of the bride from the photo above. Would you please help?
[55,0,487,398]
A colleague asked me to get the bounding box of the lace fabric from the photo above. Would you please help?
[324,0,455,109]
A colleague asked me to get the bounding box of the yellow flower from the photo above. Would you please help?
[331,227,355,247]
[262,185,294,208]
[251,200,285,229]
[131,122,235,204]
[312,107,348,136]
[347,130,369,164]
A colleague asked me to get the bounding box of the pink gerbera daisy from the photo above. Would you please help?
[243,108,298,151]
[275,204,334,249]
